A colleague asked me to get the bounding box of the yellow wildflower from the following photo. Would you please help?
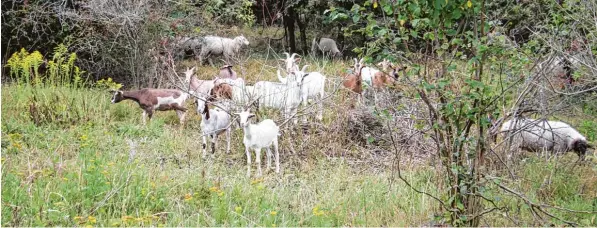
[218,191,224,197]
[209,186,219,192]
[184,193,193,201]
[250,178,263,185]
[74,216,84,222]
[62,177,69,181]
[122,216,135,222]
[87,215,97,224]
[235,206,242,213]
[270,211,277,216]
[312,206,326,216]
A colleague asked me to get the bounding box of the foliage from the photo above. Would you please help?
[6,45,85,88]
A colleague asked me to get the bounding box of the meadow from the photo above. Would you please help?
[2,56,597,226]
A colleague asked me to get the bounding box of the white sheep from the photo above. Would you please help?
[176,36,203,60]
[311,37,343,58]
[196,97,231,157]
[235,109,280,176]
[254,70,302,125]
[199,35,250,66]
[278,65,326,123]
[500,117,593,160]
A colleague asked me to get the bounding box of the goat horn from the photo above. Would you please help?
[301,65,309,72]
[284,52,290,59]
[290,53,299,59]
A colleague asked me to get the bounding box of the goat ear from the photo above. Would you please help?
[295,57,301,63]
[248,113,256,118]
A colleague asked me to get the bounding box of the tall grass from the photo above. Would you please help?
[2,49,596,226]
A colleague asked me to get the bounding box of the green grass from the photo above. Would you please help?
[2,58,597,226]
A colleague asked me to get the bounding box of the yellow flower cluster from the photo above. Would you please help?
[312,206,326,217]
[209,186,225,197]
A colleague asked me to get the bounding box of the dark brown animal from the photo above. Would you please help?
[111,88,188,125]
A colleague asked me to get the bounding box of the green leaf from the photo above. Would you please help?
[410,30,419,38]
[383,5,393,15]
[456,201,464,210]
[451,38,463,45]
[452,9,462,19]
[424,32,435,40]
[352,14,360,23]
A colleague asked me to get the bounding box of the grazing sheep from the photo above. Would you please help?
[218,65,238,79]
[197,97,231,157]
[278,65,326,123]
[254,70,302,125]
[111,88,188,126]
[311,37,343,58]
[500,117,593,160]
[236,109,280,176]
[199,35,250,66]
[176,36,203,60]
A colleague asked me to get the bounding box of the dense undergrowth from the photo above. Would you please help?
[2,54,597,226]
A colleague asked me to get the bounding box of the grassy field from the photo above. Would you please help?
[2,58,597,226]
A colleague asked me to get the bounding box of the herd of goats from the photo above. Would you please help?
[109,35,594,176]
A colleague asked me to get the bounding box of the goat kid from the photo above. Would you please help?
[236,109,280,177]
[197,98,231,157]
[111,88,188,126]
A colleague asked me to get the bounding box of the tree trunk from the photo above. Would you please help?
[284,7,297,53]
[295,11,307,54]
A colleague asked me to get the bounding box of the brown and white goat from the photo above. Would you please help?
[343,64,365,95]
[218,65,238,79]
[111,88,188,126]
[185,67,215,96]
[372,63,406,89]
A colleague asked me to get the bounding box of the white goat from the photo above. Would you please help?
[277,65,326,123]
[281,52,300,74]
[254,70,302,125]
[236,109,280,176]
[500,117,593,159]
[199,35,250,66]
[196,97,231,157]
